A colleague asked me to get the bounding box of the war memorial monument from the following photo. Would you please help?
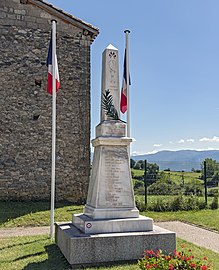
[55,44,176,268]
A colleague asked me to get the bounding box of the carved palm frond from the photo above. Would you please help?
[101,90,119,120]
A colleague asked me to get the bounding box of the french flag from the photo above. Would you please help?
[46,35,60,95]
[120,49,131,113]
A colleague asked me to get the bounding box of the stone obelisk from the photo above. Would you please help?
[55,44,176,268]
[72,44,153,233]
[100,44,120,121]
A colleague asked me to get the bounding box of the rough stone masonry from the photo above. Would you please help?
[0,0,98,201]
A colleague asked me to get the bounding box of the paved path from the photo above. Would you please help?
[155,221,219,253]
[0,222,218,254]
[0,226,50,238]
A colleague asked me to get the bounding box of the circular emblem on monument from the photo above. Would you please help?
[86,222,92,229]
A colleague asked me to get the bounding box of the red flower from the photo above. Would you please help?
[190,263,196,268]
[145,256,150,259]
[146,250,155,255]
[156,250,161,257]
[140,248,210,270]
[200,266,208,270]
[165,255,172,261]
[169,264,174,270]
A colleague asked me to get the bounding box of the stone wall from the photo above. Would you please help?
[0,0,97,201]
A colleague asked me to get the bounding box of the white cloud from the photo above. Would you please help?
[145,150,159,155]
[153,144,162,147]
[178,139,185,143]
[131,151,140,156]
[195,147,218,151]
[199,136,219,142]
[186,139,195,143]
[131,150,158,156]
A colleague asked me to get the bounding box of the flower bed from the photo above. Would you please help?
[138,245,212,270]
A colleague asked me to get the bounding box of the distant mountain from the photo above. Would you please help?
[131,150,219,171]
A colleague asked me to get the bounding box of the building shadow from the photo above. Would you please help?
[0,201,81,226]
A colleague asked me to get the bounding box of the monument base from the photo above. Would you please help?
[72,213,153,234]
[55,222,176,268]
[83,204,139,220]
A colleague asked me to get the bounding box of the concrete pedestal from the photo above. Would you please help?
[72,214,153,234]
[55,222,176,268]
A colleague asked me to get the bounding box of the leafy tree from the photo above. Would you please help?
[130,158,136,169]
[213,172,219,182]
[133,160,144,170]
[146,163,159,185]
[133,161,142,170]
[132,160,159,185]
[201,158,219,179]
[134,160,144,170]
[148,177,180,195]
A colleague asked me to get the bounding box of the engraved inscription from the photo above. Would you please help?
[103,147,131,207]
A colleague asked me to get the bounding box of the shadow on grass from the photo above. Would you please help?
[23,244,71,270]
[0,238,45,252]
[0,201,79,227]
[23,243,137,270]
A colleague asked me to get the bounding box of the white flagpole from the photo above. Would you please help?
[50,19,57,239]
[124,30,131,158]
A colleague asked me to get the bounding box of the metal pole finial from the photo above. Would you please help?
[124,29,131,34]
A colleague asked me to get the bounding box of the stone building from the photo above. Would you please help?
[0,0,99,201]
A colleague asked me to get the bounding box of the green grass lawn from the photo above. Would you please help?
[145,209,219,231]
[0,235,218,270]
[164,171,202,185]
[0,201,83,228]
[131,169,202,185]
[0,201,218,269]
[132,169,145,177]
[0,201,219,232]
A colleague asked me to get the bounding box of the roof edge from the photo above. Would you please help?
[22,0,99,40]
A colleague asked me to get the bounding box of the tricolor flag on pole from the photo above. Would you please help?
[121,30,131,158]
[47,20,60,239]
[120,49,128,114]
[47,32,60,95]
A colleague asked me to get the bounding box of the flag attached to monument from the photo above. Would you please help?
[120,49,130,113]
[46,34,60,95]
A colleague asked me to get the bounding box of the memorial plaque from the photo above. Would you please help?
[98,147,133,208]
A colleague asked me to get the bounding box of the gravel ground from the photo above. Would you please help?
[0,222,218,254]
[155,221,219,253]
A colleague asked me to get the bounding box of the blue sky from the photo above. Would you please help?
[49,0,219,155]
